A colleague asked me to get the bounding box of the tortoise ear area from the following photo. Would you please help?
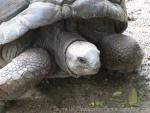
[65,46,78,66]
[66,50,74,62]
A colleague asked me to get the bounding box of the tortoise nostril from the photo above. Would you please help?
[77,57,87,64]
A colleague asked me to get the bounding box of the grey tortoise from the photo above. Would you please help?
[0,1,144,112]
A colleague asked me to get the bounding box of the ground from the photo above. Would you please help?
[6,0,150,112]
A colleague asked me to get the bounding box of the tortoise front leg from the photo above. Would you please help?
[100,34,144,72]
[0,48,51,100]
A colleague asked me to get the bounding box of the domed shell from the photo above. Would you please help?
[0,0,29,23]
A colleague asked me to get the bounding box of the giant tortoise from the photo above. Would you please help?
[0,0,144,112]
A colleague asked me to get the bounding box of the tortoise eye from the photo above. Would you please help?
[77,57,87,64]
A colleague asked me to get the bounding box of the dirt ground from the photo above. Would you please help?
[6,0,150,113]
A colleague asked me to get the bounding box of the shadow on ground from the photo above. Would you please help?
[6,68,150,113]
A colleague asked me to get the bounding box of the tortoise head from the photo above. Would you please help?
[66,41,100,76]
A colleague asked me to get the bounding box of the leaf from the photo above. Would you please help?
[95,101,104,107]
[128,87,138,106]
[90,102,95,107]
[89,101,104,107]
[112,91,122,97]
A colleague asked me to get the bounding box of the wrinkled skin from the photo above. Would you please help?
[0,0,144,104]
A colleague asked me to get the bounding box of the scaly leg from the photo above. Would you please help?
[100,34,144,72]
[0,48,51,100]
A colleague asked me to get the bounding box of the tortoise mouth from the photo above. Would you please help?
[67,63,101,76]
